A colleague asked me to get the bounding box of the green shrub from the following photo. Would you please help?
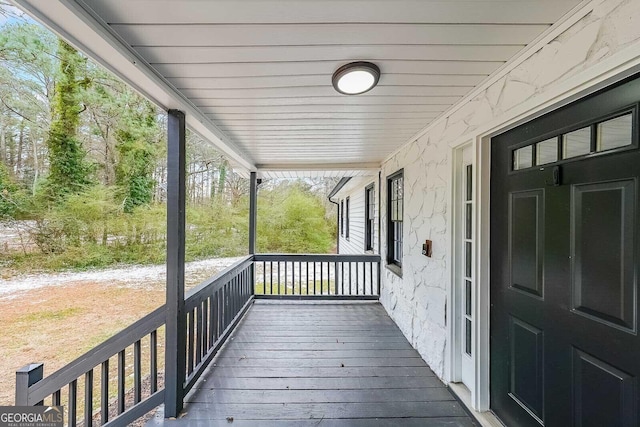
[257,185,334,253]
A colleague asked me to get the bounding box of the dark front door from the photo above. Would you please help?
[491,76,640,427]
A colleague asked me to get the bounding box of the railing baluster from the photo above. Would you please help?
[150,331,158,394]
[341,262,345,295]
[69,379,77,427]
[225,283,230,328]
[202,299,209,356]
[188,309,195,375]
[219,288,224,338]
[236,275,240,312]
[313,262,317,294]
[52,389,61,406]
[277,262,281,294]
[369,262,373,295]
[214,291,220,342]
[134,340,142,404]
[320,262,324,294]
[348,262,353,295]
[270,262,273,294]
[84,369,93,427]
[299,262,302,294]
[196,304,203,366]
[231,277,240,319]
[232,278,237,317]
[334,262,338,295]
[101,360,109,424]
[356,262,360,296]
[117,350,125,414]
[284,262,288,295]
[377,260,381,295]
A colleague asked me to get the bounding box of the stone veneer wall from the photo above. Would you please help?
[378,0,640,379]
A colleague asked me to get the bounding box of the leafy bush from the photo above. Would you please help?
[0,163,20,218]
[257,184,334,253]
[1,180,337,273]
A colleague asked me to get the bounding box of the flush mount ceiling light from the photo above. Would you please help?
[332,61,380,95]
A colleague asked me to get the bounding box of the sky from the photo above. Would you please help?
[0,2,33,26]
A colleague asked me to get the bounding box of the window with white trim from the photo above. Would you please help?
[365,184,375,251]
[387,170,403,269]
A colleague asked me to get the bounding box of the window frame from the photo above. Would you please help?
[340,200,344,236]
[345,197,350,240]
[364,183,375,252]
[386,169,404,273]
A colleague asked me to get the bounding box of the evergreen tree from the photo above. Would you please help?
[44,39,92,200]
[115,97,159,213]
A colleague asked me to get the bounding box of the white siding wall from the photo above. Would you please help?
[335,177,378,255]
[378,0,640,379]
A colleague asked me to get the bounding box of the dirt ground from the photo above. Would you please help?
[0,257,239,406]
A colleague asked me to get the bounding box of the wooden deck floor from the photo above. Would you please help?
[147,301,477,426]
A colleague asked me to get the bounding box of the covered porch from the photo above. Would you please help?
[147,301,475,426]
[10,0,640,426]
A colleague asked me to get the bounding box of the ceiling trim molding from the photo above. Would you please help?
[256,162,380,172]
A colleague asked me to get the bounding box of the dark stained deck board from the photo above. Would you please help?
[173,401,469,419]
[212,357,427,367]
[186,388,456,404]
[223,341,414,350]
[149,415,477,427]
[147,302,476,426]
[195,376,449,390]
[218,349,421,359]
[229,335,409,343]
[196,366,436,377]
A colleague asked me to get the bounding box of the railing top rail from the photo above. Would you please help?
[254,253,381,263]
[27,305,166,404]
[185,255,253,309]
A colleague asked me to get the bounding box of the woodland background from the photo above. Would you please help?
[0,5,337,273]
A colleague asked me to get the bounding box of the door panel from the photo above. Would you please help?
[571,179,636,331]
[573,349,636,427]
[509,316,544,421]
[509,190,544,297]
[491,75,640,427]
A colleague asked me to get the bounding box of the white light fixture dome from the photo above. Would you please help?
[332,62,380,95]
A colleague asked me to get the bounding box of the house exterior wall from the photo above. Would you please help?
[378,0,640,379]
[335,176,379,255]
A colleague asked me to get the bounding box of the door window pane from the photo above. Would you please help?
[597,114,632,152]
[466,165,472,201]
[465,319,472,355]
[465,204,472,240]
[465,280,472,316]
[536,137,558,165]
[562,127,591,159]
[513,146,533,170]
[465,241,472,278]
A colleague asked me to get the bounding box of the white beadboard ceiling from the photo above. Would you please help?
[14,0,583,177]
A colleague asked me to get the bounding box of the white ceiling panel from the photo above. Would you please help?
[14,0,584,176]
[137,45,524,65]
[111,23,552,47]
[154,60,505,79]
[168,75,488,91]
[195,97,463,107]
[83,1,581,25]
